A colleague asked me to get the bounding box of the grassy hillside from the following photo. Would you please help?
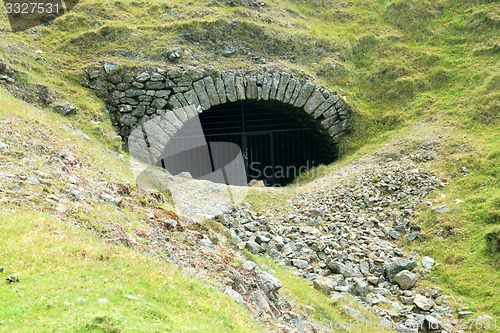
[0,0,498,324]
[0,209,261,332]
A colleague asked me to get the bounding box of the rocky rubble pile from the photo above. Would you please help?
[219,163,468,332]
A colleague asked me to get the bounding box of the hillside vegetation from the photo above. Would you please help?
[0,0,498,329]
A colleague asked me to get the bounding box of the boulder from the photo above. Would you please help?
[313,276,335,294]
[394,270,418,290]
[421,256,435,269]
[259,272,282,294]
[413,294,435,311]
[385,259,418,282]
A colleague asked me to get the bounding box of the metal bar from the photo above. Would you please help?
[270,132,275,185]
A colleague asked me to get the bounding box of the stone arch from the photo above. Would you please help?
[83,66,350,181]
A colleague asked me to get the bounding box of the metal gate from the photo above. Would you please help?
[160,102,323,186]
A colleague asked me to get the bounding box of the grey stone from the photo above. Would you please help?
[342,306,366,321]
[222,45,236,57]
[245,76,258,100]
[334,99,344,109]
[394,270,418,290]
[53,104,77,116]
[269,73,281,100]
[104,63,119,74]
[142,117,170,150]
[422,256,435,269]
[155,90,170,98]
[385,259,418,282]
[261,74,272,100]
[197,238,214,249]
[224,287,245,305]
[0,75,14,83]
[164,111,183,129]
[183,89,200,107]
[243,260,259,271]
[116,83,131,91]
[151,98,168,109]
[303,90,326,114]
[276,73,291,101]
[245,241,263,253]
[292,259,309,269]
[173,107,188,123]
[294,82,315,107]
[327,120,347,136]
[125,88,145,98]
[432,205,450,213]
[414,294,435,311]
[132,82,144,88]
[168,95,183,111]
[203,76,221,106]
[251,290,273,316]
[351,278,369,297]
[131,106,145,117]
[151,72,165,81]
[145,81,165,90]
[173,86,189,93]
[168,69,182,79]
[164,79,175,88]
[320,116,337,129]
[327,260,354,278]
[118,113,137,127]
[193,79,211,110]
[182,69,203,82]
[214,75,227,104]
[136,72,150,82]
[330,293,345,304]
[222,73,237,102]
[259,272,282,294]
[313,276,335,294]
[175,91,189,107]
[290,81,303,104]
[311,95,339,118]
[322,106,339,119]
[283,78,297,104]
[235,76,246,100]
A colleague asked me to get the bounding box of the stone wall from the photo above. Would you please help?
[82,65,350,146]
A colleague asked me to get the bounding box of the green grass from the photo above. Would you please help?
[0,208,260,332]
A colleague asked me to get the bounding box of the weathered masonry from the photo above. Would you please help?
[83,65,350,185]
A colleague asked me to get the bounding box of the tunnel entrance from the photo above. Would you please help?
[157,101,336,186]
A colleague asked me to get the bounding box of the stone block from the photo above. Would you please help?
[294,82,315,107]
[276,72,291,101]
[283,78,297,104]
[245,76,258,100]
[214,74,227,104]
[193,79,211,110]
[145,81,165,90]
[164,111,183,130]
[304,90,326,114]
[173,107,188,123]
[222,73,237,102]
[235,76,246,100]
[269,73,281,100]
[204,76,221,106]
[290,81,302,105]
[184,89,200,107]
[261,73,272,101]
[312,95,339,119]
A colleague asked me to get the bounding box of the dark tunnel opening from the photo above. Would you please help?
[157,101,337,186]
